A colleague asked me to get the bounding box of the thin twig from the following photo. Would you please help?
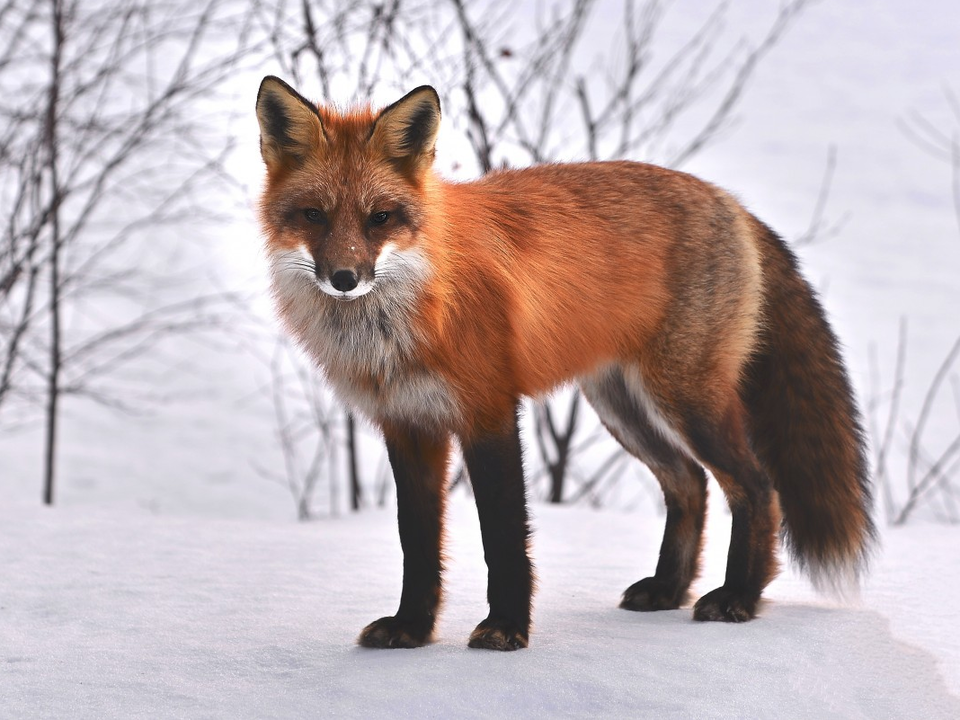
[873,318,908,523]
[906,334,960,497]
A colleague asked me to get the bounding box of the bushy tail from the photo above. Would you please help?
[743,221,876,596]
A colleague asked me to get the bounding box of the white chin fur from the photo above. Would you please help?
[316,278,374,301]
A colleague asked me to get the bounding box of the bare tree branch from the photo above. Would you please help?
[669,0,810,167]
[794,144,849,247]
[906,335,960,499]
[952,134,960,239]
[869,317,907,524]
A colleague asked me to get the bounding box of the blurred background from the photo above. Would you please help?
[2,0,959,527]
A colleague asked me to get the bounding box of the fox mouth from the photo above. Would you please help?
[315,277,374,301]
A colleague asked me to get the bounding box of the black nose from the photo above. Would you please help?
[330,269,359,292]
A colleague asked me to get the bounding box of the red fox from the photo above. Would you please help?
[255,76,875,651]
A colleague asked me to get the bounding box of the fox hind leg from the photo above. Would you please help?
[623,457,708,611]
[681,400,780,622]
[580,367,708,611]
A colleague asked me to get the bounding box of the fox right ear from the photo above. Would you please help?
[255,76,324,171]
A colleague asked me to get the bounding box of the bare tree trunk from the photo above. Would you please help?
[346,411,362,511]
[42,0,64,506]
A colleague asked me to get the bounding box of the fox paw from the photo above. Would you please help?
[357,616,432,648]
[468,617,529,651]
[619,577,687,611]
[693,587,758,623]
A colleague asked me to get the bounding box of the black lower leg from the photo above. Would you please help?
[358,425,449,648]
[461,407,533,650]
[680,404,778,622]
[693,468,777,622]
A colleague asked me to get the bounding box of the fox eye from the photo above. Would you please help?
[303,208,325,224]
[370,211,390,226]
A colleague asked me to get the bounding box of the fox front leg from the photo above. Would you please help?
[460,407,534,650]
[358,425,450,649]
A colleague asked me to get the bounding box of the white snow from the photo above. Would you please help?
[2,0,960,716]
[1,495,958,718]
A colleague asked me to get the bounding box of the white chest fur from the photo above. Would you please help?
[268,246,461,429]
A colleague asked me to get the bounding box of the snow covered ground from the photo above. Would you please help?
[2,0,960,716]
[2,495,958,718]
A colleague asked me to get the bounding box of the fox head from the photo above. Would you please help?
[255,77,440,301]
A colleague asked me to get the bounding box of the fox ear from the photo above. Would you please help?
[370,85,441,173]
[256,76,324,171]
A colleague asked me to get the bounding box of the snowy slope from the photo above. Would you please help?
[2,496,958,719]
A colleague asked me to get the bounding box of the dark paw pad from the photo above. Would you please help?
[693,587,758,623]
[357,616,432,649]
[468,617,529,651]
[619,577,686,611]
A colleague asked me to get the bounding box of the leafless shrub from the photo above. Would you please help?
[874,88,960,525]
[0,0,260,503]
[870,319,960,525]
[253,337,340,520]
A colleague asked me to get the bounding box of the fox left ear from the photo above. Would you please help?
[370,85,441,174]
